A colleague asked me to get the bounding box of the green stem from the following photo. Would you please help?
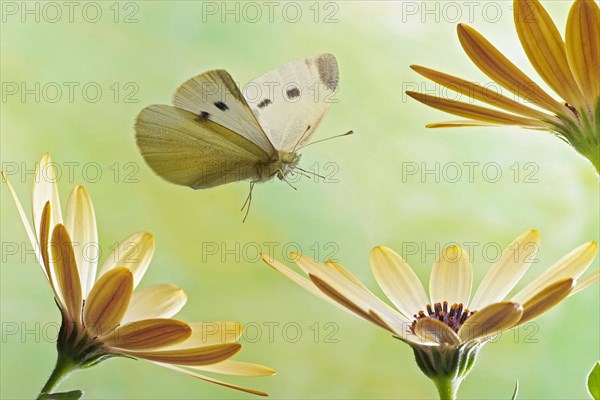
[433,376,461,400]
[37,354,76,399]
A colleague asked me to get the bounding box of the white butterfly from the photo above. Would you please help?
[135,54,350,220]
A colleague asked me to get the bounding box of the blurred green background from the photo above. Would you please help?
[1,1,598,399]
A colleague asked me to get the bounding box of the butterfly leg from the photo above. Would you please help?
[279,170,298,190]
[241,181,255,223]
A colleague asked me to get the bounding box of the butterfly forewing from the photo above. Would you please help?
[172,69,276,155]
[245,53,339,152]
[135,105,271,189]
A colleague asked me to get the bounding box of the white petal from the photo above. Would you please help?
[122,284,187,324]
[32,154,62,241]
[429,245,472,306]
[98,232,155,288]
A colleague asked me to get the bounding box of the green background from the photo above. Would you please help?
[1,1,598,399]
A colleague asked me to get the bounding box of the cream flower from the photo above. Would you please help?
[2,154,274,399]
[262,230,598,399]
[407,0,600,174]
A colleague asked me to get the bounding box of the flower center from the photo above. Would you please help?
[409,301,476,334]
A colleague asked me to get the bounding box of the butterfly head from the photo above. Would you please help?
[277,151,301,180]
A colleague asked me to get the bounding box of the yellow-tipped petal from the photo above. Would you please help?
[65,186,98,298]
[570,270,600,296]
[33,154,63,241]
[192,360,276,376]
[122,284,187,324]
[426,120,502,128]
[470,230,541,310]
[155,362,269,396]
[458,302,523,342]
[514,0,585,107]
[411,65,553,120]
[51,224,82,322]
[406,91,545,127]
[512,241,598,303]
[84,267,134,338]
[125,342,242,366]
[1,171,39,258]
[457,23,565,115]
[566,0,600,105]
[414,318,461,346]
[370,246,429,320]
[39,202,53,283]
[517,278,575,326]
[98,232,154,288]
[430,245,472,306]
[103,318,192,350]
[166,322,243,349]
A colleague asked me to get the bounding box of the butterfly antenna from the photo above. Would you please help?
[295,166,326,181]
[291,125,313,153]
[297,130,354,150]
[241,182,255,223]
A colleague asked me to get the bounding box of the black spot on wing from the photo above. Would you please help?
[257,99,272,109]
[286,87,300,99]
[196,111,211,121]
[214,101,229,111]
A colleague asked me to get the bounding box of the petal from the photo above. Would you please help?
[65,186,98,298]
[51,224,83,322]
[121,284,188,324]
[154,362,268,396]
[191,360,276,376]
[411,65,553,120]
[570,270,600,296]
[166,322,243,349]
[470,230,541,310]
[124,342,242,366]
[457,23,565,115]
[514,0,585,107]
[324,260,371,291]
[517,278,574,325]
[103,318,191,350]
[512,241,598,303]
[429,245,472,306]
[406,91,545,127]
[1,171,38,254]
[566,0,600,105]
[414,318,461,346]
[99,232,155,288]
[370,246,429,319]
[83,267,134,338]
[426,120,503,128]
[32,154,63,241]
[458,302,523,342]
[39,202,54,284]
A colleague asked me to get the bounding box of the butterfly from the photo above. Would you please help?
[135,53,351,221]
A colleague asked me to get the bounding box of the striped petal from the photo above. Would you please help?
[65,186,98,298]
[514,0,585,107]
[33,154,63,241]
[103,318,191,350]
[370,246,429,319]
[121,284,187,324]
[512,241,597,303]
[155,363,268,396]
[411,65,553,120]
[192,360,276,376]
[125,342,241,366]
[429,245,472,306]
[470,230,541,310]
[51,224,82,322]
[414,318,461,346]
[458,302,523,343]
[566,0,600,106]
[83,267,133,338]
[457,23,565,115]
[570,270,600,296]
[516,278,574,326]
[99,232,154,288]
[406,91,545,127]
[166,322,243,349]
[426,120,503,128]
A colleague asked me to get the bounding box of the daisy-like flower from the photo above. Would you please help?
[2,154,274,399]
[262,230,599,399]
[407,0,600,174]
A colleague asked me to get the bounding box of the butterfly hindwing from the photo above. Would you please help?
[245,54,339,152]
[135,104,272,189]
[172,69,276,155]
